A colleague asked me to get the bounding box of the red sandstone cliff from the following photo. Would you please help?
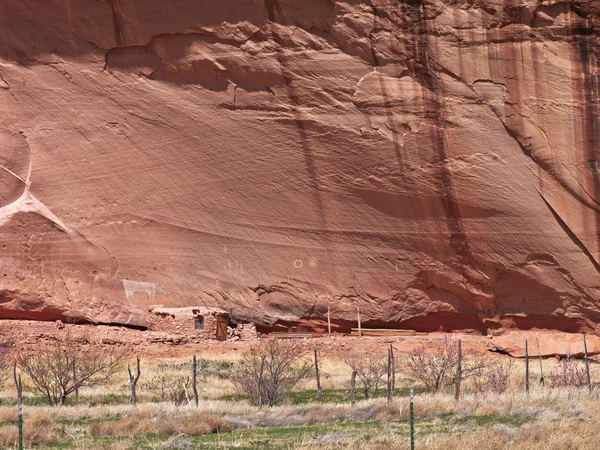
[0,0,599,334]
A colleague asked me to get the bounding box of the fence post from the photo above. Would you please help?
[390,344,395,391]
[409,384,415,450]
[72,357,79,405]
[192,354,199,407]
[314,348,323,404]
[536,336,544,386]
[584,334,592,393]
[350,369,357,406]
[387,345,392,404]
[525,339,529,394]
[13,363,23,450]
[327,305,331,338]
[454,339,462,401]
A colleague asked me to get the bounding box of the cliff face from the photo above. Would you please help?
[0,0,599,333]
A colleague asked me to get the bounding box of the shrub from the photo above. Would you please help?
[345,353,387,399]
[231,338,312,406]
[549,355,587,388]
[89,413,232,437]
[404,335,496,392]
[472,360,513,394]
[404,335,459,392]
[146,374,191,405]
[14,329,124,406]
[486,362,512,394]
[0,411,60,446]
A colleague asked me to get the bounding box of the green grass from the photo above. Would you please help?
[55,416,121,426]
[439,414,533,428]
[0,394,132,407]
[192,421,384,449]
[33,407,535,449]
[222,387,428,405]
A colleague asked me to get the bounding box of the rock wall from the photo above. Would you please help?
[0,0,598,333]
[146,311,221,339]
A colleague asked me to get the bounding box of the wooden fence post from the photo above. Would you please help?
[350,369,357,406]
[128,356,141,405]
[13,363,23,450]
[454,339,462,401]
[525,339,529,394]
[314,348,323,404]
[387,345,392,404]
[536,336,544,386]
[192,354,199,407]
[390,344,395,391]
[584,334,592,393]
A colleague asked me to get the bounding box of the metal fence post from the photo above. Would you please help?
[410,384,415,450]
[13,363,23,450]
[525,339,529,394]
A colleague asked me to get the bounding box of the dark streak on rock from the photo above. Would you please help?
[365,0,404,166]
[573,27,600,268]
[400,1,477,294]
[540,193,600,273]
[106,0,124,47]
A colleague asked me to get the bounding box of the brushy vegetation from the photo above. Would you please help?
[14,329,124,406]
[0,333,599,448]
[549,354,588,388]
[0,388,597,449]
[344,353,388,399]
[404,335,505,393]
[230,338,313,407]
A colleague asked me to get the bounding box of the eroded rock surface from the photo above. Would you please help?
[0,0,599,333]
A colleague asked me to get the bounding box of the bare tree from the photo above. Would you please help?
[128,356,141,405]
[14,329,124,406]
[231,338,312,406]
[356,356,387,399]
[345,352,387,399]
[404,335,496,393]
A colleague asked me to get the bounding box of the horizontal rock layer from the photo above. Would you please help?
[0,0,599,332]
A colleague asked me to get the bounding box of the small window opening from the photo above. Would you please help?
[195,316,204,330]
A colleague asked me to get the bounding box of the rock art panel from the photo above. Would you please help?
[122,279,166,300]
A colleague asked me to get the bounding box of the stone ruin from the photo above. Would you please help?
[147,306,258,342]
[147,306,230,341]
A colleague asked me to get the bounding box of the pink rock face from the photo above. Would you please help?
[491,331,600,358]
[0,1,598,332]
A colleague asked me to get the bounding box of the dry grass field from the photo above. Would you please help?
[0,338,599,449]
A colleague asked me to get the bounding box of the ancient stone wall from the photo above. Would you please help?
[146,312,220,339]
[228,323,258,341]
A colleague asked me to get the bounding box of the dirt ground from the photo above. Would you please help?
[3,319,599,361]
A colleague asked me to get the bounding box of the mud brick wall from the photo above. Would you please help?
[147,312,220,339]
